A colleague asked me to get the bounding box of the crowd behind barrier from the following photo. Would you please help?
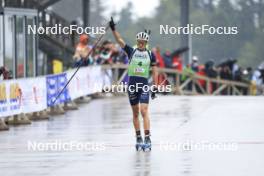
[1,37,264,120]
[72,36,264,95]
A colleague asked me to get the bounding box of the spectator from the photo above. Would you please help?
[73,34,92,67]
[243,67,253,82]
[0,66,12,80]
[204,60,218,93]
[69,36,262,95]
[220,65,232,80]
[251,65,264,95]
[230,59,239,80]
[170,47,188,71]
[196,65,206,93]
[172,55,183,71]
[181,64,195,91]
[233,67,243,82]
[163,50,172,68]
[97,40,114,65]
[152,47,169,86]
[190,56,199,72]
[112,44,127,64]
[205,60,217,78]
[252,67,262,85]
[153,46,165,68]
[218,60,232,80]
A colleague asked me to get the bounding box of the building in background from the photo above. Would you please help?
[0,0,80,78]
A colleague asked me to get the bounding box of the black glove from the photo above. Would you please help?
[151,87,158,100]
[109,17,116,31]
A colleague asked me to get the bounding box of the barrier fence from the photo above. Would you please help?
[103,64,253,96]
[0,64,261,130]
[0,65,112,119]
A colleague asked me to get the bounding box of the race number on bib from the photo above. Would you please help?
[135,68,145,73]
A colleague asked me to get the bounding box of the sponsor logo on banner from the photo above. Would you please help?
[9,82,22,111]
[0,81,22,116]
[0,82,8,114]
[0,77,48,117]
[46,73,70,107]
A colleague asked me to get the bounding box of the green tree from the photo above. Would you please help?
[110,0,263,68]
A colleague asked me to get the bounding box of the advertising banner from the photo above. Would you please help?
[0,77,47,117]
[46,73,70,107]
[67,66,105,99]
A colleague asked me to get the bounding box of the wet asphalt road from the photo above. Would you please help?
[0,96,264,176]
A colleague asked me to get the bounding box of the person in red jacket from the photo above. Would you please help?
[172,55,183,71]
[153,46,165,68]
[153,47,168,86]
[170,47,188,72]
[197,65,206,88]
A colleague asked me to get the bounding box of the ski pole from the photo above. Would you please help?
[51,24,110,105]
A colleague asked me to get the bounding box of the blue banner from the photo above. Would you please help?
[46,73,71,107]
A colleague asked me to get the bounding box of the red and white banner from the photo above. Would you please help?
[19,77,47,113]
[67,66,106,99]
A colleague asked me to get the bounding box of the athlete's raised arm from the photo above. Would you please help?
[109,17,126,48]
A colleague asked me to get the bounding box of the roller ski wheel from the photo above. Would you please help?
[142,143,151,152]
[136,143,143,151]
[142,136,151,152]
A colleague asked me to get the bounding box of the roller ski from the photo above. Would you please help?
[142,135,151,152]
[135,135,144,151]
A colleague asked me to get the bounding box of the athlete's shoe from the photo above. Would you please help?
[135,135,143,151]
[143,135,151,151]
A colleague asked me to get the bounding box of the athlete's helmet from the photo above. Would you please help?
[136,32,149,42]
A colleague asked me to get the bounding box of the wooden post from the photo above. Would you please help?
[192,77,196,95]
[227,85,231,95]
[114,68,118,84]
[176,73,180,94]
[206,78,210,95]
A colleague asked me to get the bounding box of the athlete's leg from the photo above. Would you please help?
[128,76,146,149]
[131,104,140,131]
[132,103,143,150]
[139,87,150,134]
[140,103,151,150]
[139,89,151,150]
[140,103,150,133]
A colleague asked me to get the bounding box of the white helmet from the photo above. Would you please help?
[136,32,149,41]
[192,56,199,61]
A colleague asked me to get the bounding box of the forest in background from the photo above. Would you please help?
[78,0,264,68]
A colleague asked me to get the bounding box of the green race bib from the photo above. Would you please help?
[128,49,151,78]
